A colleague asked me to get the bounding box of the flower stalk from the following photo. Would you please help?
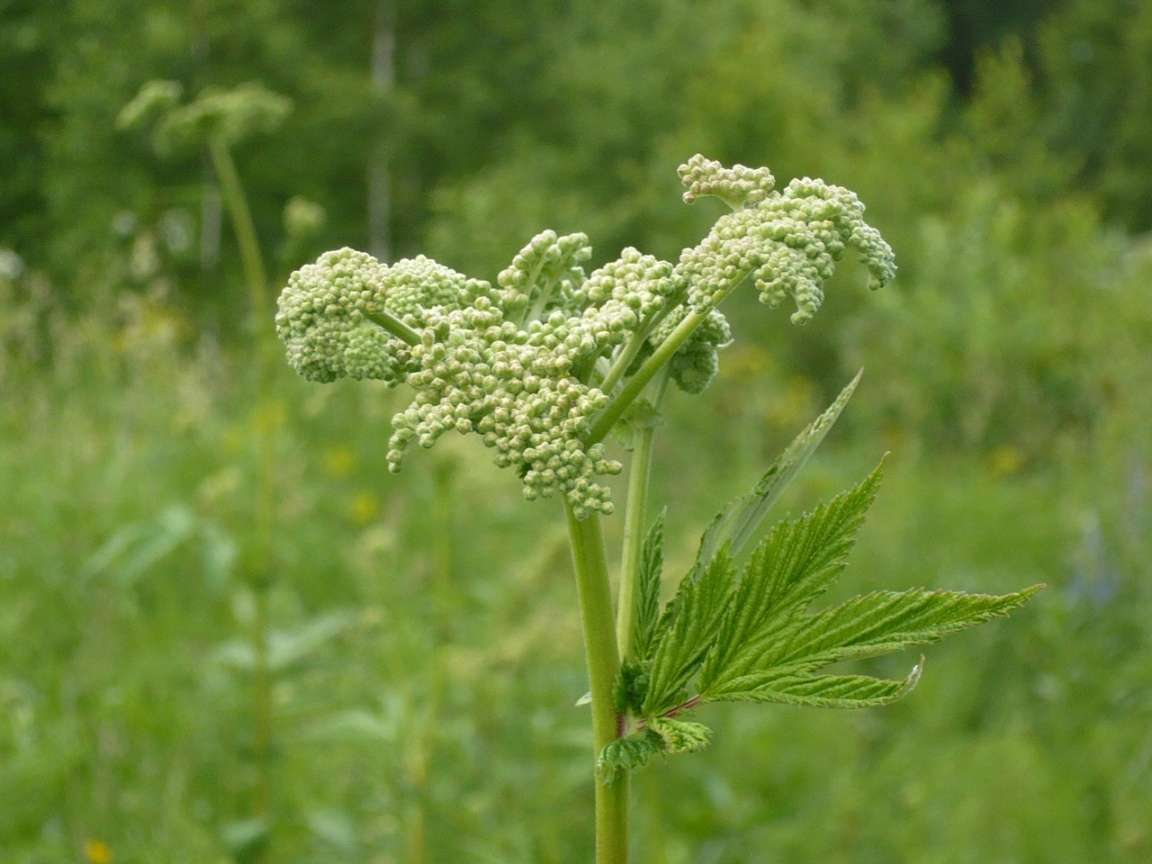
[564,505,629,864]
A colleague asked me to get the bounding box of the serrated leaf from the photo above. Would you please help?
[632,511,666,663]
[698,465,882,693]
[704,586,1041,703]
[710,664,922,708]
[642,549,737,716]
[596,730,663,784]
[777,587,1042,670]
[647,717,711,754]
[698,370,861,565]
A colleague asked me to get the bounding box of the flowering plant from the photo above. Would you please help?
[277,156,1038,864]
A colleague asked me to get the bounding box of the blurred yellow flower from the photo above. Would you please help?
[323,446,357,478]
[85,839,113,864]
[348,491,379,525]
[249,398,287,434]
[988,445,1024,478]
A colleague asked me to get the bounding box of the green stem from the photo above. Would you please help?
[211,133,278,860]
[615,376,666,661]
[364,308,423,346]
[564,505,628,864]
[586,306,708,445]
[587,271,756,445]
[208,137,270,340]
[598,288,686,397]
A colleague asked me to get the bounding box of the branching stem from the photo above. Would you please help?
[587,275,749,444]
[586,306,705,445]
[364,308,423,346]
[597,287,685,396]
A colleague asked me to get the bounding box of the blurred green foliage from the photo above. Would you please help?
[1,0,1151,861]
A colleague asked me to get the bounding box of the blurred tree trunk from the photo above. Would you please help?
[369,0,395,262]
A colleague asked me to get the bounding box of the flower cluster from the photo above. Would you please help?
[676,163,896,323]
[651,306,733,394]
[275,248,482,385]
[389,298,621,518]
[677,154,776,209]
[118,80,291,153]
[276,156,894,516]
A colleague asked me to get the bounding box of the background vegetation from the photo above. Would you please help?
[2,0,1150,861]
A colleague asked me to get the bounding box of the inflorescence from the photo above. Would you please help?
[276,156,895,517]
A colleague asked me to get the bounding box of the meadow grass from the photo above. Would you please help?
[1,273,1148,862]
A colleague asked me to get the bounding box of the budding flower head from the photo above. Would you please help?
[651,307,733,394]
[277,155,893,516]
[119,80,291,154]
[677,159,896,323]
[678,154,776,209]
[275,248,475,384]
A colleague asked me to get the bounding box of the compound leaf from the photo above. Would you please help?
[703,586,1041,703]
[642,549,737,716]
[698,465,882,693]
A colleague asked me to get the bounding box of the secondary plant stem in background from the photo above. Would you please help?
[209,138,270,331]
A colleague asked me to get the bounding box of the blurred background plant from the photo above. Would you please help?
[1,0,1150,861]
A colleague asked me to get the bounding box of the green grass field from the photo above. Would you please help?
[2,270,1149,862]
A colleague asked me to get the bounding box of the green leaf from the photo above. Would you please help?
[221,818,270,864]
[596,730,663,784]
[647,717,712,754]
[708,665,922,708]
[80,505,198,587]
[212,611,357,675]
[704,586,1041,703]
[267,611,357,673]
[631,510,666,663]
[642,549,737,716]
[698,370,861,566]
[698,465,883,693]
[777,587,1042,670]
[633,457,1040,728]
[615,662,650,715]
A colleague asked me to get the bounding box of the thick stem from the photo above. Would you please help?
[564,505,628,864]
